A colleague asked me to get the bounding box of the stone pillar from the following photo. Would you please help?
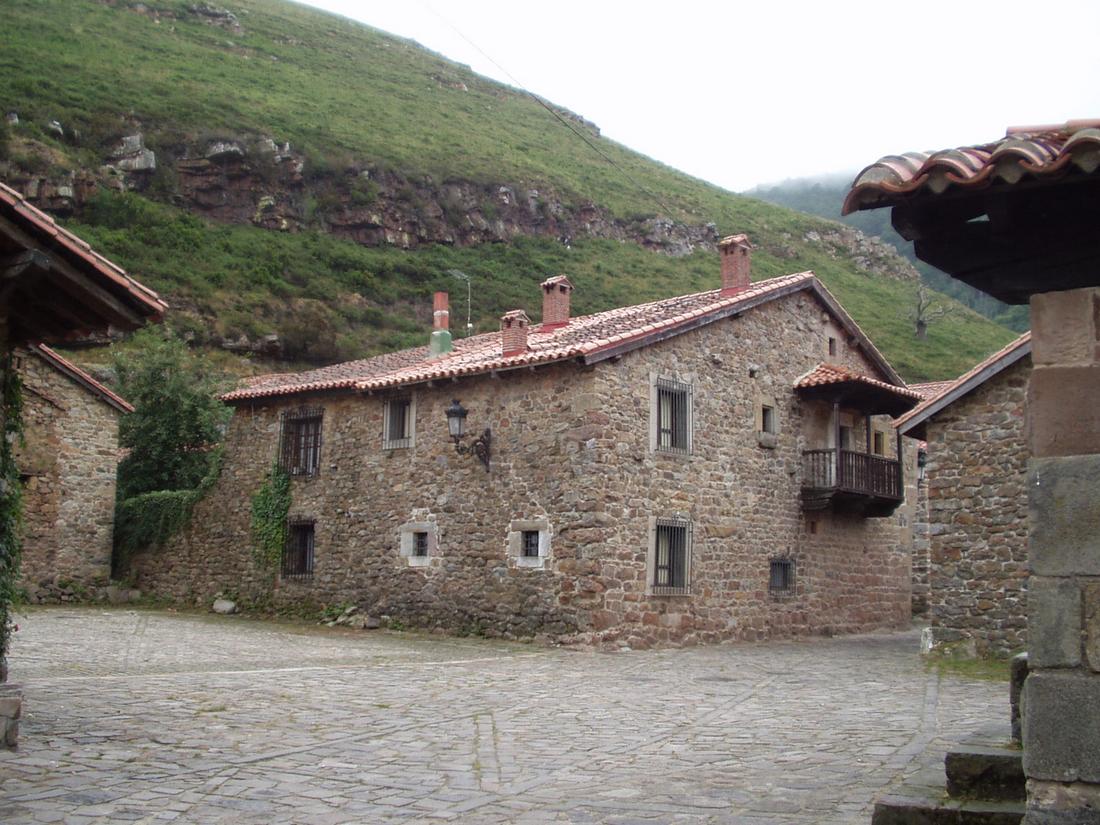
[0,684,21,748]
[1022,287,1100,823]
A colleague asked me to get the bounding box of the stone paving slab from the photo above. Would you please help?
[0,608,1006,824]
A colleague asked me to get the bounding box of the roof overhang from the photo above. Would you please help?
[795,377,921,417]
[1,183,166,345]
[842,122,1100,304]
[29,344,134,413]
[896,333,1031,439]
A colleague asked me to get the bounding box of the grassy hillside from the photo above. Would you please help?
[69,190,1013,381]
[0,0,1017,381]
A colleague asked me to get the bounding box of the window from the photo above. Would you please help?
[654,377,692,454]
[828,336,837,357]
[283,519,315,581]
[521,530,540,558]
[280,407,323,476]
[508,519,551,569]
[383,396,415,449]
[760,405,776,435]
[649,518,691,596]
[399,520,436,567]
[769,558,794,593]
[873,431,886,456]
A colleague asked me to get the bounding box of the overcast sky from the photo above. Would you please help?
[299,0,1100,193]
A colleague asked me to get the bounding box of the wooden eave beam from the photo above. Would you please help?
[0,214,144,330]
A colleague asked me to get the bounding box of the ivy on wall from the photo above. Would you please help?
[0,352,25,679]
[250,464,290,577]
[112,448,223,578]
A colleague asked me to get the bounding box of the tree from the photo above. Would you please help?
[908,282,955,340]
[113,329,230,499]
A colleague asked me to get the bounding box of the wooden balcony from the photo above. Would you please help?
[802,448,903,516]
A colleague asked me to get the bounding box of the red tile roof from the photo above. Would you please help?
[908,380,954,400]
[0,181,168,321]
[794,363,923,400]
[224,272,906,404]
[896,332,1031,435]
[843,120,1100,215]
[31,344,134,413]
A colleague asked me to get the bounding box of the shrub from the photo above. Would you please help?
[113,328,230,499]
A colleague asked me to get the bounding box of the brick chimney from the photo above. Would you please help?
[429,291,453,358]
[501,310,530,356]
[540,275,574,330]
[718,234,753,295]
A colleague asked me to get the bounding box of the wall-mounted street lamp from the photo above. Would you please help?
[917,446,928,482]
[445,398,491,472]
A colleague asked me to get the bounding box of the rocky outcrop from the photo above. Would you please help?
[3,131,720,256]
[803,227,920,282]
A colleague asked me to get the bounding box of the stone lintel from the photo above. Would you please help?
[1029,577,1083,668]
[1028,365,1100,458]
[1025,778,1100,824]
[1023,671,1100,783]
[1029,288,1100,368]
[1028,457,1100,577]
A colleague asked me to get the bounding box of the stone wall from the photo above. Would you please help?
[923,357,1030,656]
[1023,288,1100,824]
[133,290,913,645]
[910,475,930,616]
[577,294,912,645]
[14,351,123,597]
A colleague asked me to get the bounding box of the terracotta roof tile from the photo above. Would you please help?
[794,363,923,400]
[0,181,168,319]
[31,344,134,413]
[895,332,1031,433]
[908,380,954,400]
[225,272,843,402]
[843,120,1100,215]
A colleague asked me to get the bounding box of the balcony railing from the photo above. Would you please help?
[802,448,902,500]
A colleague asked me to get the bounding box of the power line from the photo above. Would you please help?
[417,2,682,220]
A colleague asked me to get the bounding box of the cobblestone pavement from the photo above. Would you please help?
[0,607,1006,824]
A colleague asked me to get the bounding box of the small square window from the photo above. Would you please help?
[651,518,691,595]
[509,520,551,569]
[283,520,315,581]
[383,396,414,449]
[521,530,540,558]
[760,405,775,435]
[655,377,692,454]
[828,336,837,357]
[399,520,435,566]
[769,558,794,593]
[280,408,323,476]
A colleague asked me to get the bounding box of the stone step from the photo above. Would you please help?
[945,746,1025,802]
[872,793,1024,825]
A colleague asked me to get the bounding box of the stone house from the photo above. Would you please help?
[133,236,921,646]
[896,333,1031,657]
[1,180,165,746]
[15,344,133,599]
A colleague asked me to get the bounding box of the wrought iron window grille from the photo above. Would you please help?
[283,518,315,581]
[655,377,692,454]
[652,518,691,596]
[278,407,324,476]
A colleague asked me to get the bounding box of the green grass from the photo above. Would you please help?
[64,189,1014,379]
[0,0,1017,379]
[927,654,1012,683]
